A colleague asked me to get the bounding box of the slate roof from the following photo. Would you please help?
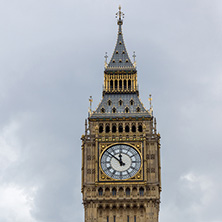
[90,93,151,119]
[105,17,136,72]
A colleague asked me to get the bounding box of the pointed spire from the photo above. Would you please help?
[106,6,135,71]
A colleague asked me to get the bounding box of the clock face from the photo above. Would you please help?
[100,144,141,180]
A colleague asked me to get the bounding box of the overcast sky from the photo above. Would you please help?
[0,0,222,222]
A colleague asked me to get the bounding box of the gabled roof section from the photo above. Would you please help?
[90,93,151,119]
[105,6,136,72]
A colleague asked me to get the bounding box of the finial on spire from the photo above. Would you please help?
[88,96,93,116]
[148,94,153,115]
[104,52,108,68]
[133,51,137,68]
[116,5,124,24]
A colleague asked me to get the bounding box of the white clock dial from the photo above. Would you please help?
[100,144,141,180]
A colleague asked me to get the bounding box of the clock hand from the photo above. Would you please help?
[107,151,121,163]
[119,154,125,166]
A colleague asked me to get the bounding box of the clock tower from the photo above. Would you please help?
[81,7,161,222]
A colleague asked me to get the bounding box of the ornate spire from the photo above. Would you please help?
[106,6,135,71]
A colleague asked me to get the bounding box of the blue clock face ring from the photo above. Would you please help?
[100,144,141,180]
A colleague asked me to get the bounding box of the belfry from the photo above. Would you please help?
[81,6,161,222]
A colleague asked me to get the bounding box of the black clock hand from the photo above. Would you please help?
[107,151,121,163]
[119,154,125,166]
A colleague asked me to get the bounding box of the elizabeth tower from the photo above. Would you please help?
[81,7,161,222]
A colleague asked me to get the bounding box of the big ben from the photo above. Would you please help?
[81,6,161,222]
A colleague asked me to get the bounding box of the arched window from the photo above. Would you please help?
[119,80,122,89]
[136,107,140,112]
[112,107,116,113]
[126,187,130,196]
[125,107,129,113]
[125,125,130,133]
[119,124,123,133]
[130,99,134,106]
[115,80,118,89]
[110,80,113,90]
[107,100,112,106]
[101,108,105,113]
[138,124,143,132]
[139,187,144,196]
[105,125,110,133]
[124,80,127,89]
[99,125,103,133]
[119,187,124,197]
[112,125,117,133]
[128,80,131,90]
[98,187,103,196]
[132,125,136,132]
[112,188,117,196]
[119,99,123,106]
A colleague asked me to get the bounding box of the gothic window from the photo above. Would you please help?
[114,216,116,222]
[130,99,134,105]
[98,187,103,196]
[112,188,117,196]
[128,80,131,90]
[119,41,122,45]
[119,99,123,106]
[132,187,137,196]
[116,51,119,54]
[105,187,110,196]
[132,125,136,132]
[112,60,115,63]
[136,107,140,112]
[119,187,123,196]
[112,124,117,133]
[151,154,155,159]
[124,80,127,89]
[115,80,118,89]
[122,50,125,54]
[119,80,122,89]
[126,59,129,63]
[108,100,112,106]
[110,80,113,89]
[119,59,122,63]
[105,125,110,133]
[119,124,123,133]
[107,216,109,222]
[127,215,129,222]
[125,125,130,133]
[112,107,116,113]
[126,187,130,196]
[138,124,143,132]
[125,107,129,113]
[99,125,103,133]
[101,108,105,113]
[139,187,144,196]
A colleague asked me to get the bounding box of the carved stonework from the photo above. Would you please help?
[81,7,161,222]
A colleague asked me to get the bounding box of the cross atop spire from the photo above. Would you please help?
[106,6,135,71]
[116,5,124,24]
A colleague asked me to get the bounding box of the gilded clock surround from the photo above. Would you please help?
[81,6,161,222]
[98,142,144,182]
